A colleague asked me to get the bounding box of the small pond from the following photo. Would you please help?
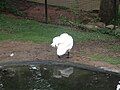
[0,61,119,90]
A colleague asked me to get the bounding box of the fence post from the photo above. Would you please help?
[45,0,48,24]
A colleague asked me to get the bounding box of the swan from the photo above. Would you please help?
[51,33,73,58]
[117,81,120,90]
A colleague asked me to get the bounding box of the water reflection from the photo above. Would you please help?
[116,81,120,90]
[53,67,73,78]
[0,64,119,90]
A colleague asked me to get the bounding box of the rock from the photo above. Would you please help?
[106,25,114,29]
[59,67,73,77]
[29,65,39,70]
[95,22,106,28]
[53,67,74,78]
[100,67,120,73]
[10,53,14,57]
[84,24,96,29]
[2,68,15,77]
[53,74,62,78]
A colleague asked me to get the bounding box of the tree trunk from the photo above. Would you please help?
[99,0,119,25]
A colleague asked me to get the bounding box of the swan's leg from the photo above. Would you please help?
[58,55,61,58]
[67,52,70,58]
[66,49,70,58]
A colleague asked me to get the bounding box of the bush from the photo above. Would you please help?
[0,0,24,16]
[97,28,120,38]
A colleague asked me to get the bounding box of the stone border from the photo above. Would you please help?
[0,60,120,75]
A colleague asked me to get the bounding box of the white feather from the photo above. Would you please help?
[51,36,60,47]
[51,33,73,56]
[10,53,14,57]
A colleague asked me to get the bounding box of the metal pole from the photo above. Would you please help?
[45,0,48,23]
[114,0,118,28]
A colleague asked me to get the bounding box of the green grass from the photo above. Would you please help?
[90,54,120,65]
[0,14,116,43]
[108,45,120,52]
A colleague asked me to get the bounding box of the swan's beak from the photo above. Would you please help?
[51,43,55,47]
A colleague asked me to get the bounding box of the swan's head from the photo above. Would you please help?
[51,36,60,47]
[51,43,56,47]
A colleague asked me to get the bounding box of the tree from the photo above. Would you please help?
[99,0,119,25]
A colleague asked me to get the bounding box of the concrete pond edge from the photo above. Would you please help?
[0,60,120,76]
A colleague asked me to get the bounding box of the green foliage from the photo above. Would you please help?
[90,54,120,65]
[59,15,70,25]
[97,28,120,38]
[9,7,23,16]
[59,15,82,27]
[0,0,24,16]
[0,1,7,9]
[107,45,120,52]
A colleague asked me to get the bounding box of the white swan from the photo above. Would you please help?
[51,33,73,58]
[117,81,120,90]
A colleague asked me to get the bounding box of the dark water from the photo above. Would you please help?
[0,63,119,90]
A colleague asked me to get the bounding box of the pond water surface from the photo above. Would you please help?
[0,61,119,90]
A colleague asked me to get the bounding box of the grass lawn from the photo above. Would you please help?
[107,45,120,52]
[90,54,120,65]
[0,14,116,43]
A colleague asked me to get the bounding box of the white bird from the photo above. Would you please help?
[51,33,73,58]
[117,81,120,90]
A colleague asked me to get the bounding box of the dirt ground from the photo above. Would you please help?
[0,41,120,73]
[1,0,98,24]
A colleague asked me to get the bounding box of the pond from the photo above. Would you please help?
[0,61,119,90]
